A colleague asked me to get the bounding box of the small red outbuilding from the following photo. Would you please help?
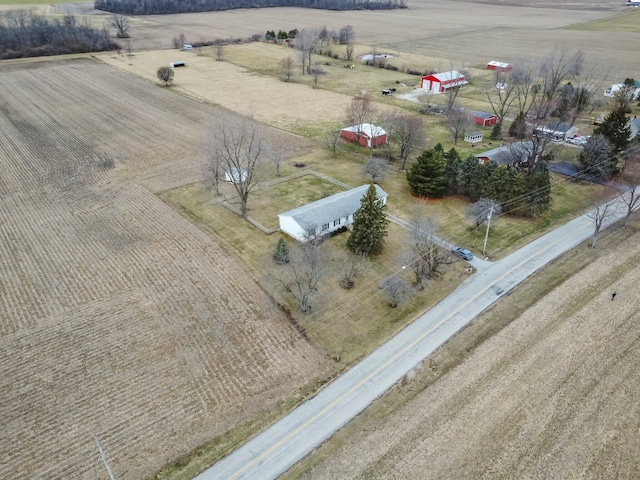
[472,111,497,127]
[341,123,387,148]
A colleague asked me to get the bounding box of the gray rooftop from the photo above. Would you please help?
[278,184,388,231]
[476,141,534,166]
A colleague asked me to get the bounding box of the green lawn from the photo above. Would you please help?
[565,9,640,32]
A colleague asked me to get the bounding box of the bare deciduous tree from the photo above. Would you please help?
[619,154,640,227]
[380,276,412,308]
[310,66,324,88]
[213,39,225,61]
[446,104,469,144]
[485,70,518,138]
[202,132,224,196]
[280,55,295,82]
[209,119,264,216]
[156,66,174,86]
[324,129,343,158]
[345,93,376,153]
[124,40,133,64]
[266,139,289,177]
[466,198,502,228]
[278,239,325,313]
[338,252,366,289]
[586,187,620,248]
[361,158,388,183]
[407,211,447,286]
[386,113,425,170]
[295,28,320,75]
[109,14,130,38]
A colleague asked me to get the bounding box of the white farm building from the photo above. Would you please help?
[278,184,388,242]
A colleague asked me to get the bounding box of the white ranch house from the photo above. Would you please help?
[278,184,388,242]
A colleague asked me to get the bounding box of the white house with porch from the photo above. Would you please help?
[278,184,388,242]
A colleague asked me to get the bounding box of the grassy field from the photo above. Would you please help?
[288,218,640,480]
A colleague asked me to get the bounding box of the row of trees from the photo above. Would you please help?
[95,0,406,15]
[407,145,551,217]
[0,11,117,59]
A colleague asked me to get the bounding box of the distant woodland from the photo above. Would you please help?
[95,0,407,15]
[0,12,117,59]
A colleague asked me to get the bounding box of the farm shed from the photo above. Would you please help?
[533,121,578,142]
[464,131,483,144]
[341,124,387,148]
[604,79,640,98]
[420,70,466,94]
[472,111,497,127]
[225,167,247,184]
[475,141,535,166]
[487,61,512,71]
[169,61,186,68]
[278,184,388,242]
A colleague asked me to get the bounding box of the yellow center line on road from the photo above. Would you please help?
[225,221,591,480]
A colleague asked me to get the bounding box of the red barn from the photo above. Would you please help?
[341,123,387,148]
[420,70,466,93]
[472,111,497,127]
[487,60,512,72]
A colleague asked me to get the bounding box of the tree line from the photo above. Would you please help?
[407,144,551,218]
[95,0,406,15]
[0,11,117,59]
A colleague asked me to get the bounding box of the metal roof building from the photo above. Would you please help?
[278,184,388,242]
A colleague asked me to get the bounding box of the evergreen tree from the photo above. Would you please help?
[406,147,447,198]
[490,122,502,140]
[273,237,290,264]
[509,112,527,139]
[595,106,631,154]
[347,184,389,256]
[522,165,551,217]
[458,155,480,197]
[444,147,463,194]
[578,134,616,179]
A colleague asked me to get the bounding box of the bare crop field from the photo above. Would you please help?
[294,227,640,480]
[65,0,638,76]
[0,60,328,480]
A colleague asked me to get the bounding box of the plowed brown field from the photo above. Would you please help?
[0,59,328,480]
[295,229,640,480]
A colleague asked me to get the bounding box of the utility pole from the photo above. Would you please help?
[482,205,494,256]
[93,434,116,480]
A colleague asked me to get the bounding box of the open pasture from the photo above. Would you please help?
[0,59,328,480]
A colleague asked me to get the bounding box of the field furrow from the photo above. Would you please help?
[0,59,328,479]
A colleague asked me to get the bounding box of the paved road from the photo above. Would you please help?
[195,194,630,480]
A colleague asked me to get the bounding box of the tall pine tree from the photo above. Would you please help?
[347,184,389,256]
[595,106,630,154]
[406,147,447,198]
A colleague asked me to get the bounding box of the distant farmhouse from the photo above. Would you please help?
[487,60,512,72]
[475,141,535,166]
[341,124,387,149]
[534,121,578,142]
[420,70,466,94]
[278,184,388,242]
[604,79,640,98]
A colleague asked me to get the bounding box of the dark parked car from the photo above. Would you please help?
[452,246,474,261]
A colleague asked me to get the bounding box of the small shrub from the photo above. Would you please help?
[329,225,349,237]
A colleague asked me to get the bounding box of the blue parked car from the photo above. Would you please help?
[452,246,474,261]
